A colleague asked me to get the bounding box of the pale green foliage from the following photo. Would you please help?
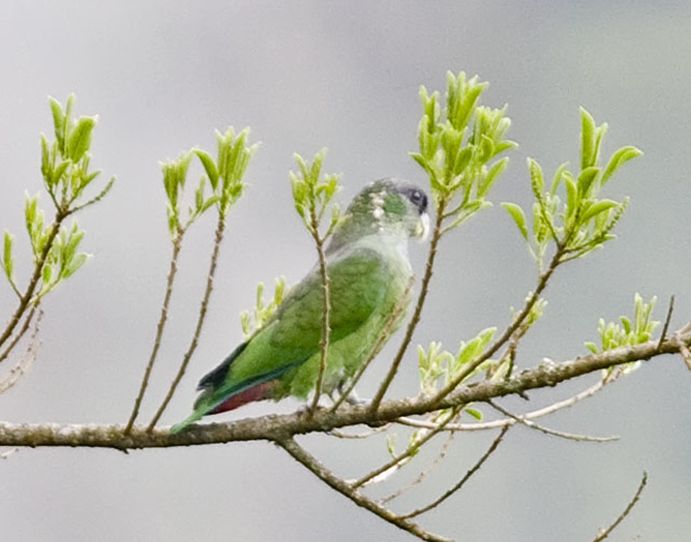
[501,108,642,270]
[38,221,90,298]
[411,71,516,229]
[240,277,288,339]
[585,294,659,354]
[43,95,113,211]
[418,327,497,395]
[1,95,112,301]
[290,149,342,237]
[163,128,258,240]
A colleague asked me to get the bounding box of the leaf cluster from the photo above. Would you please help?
[502,108,642,270]
[1,96,111,301]
[417,328,496,397]
[240,277,287,339]
[290,149,342,238]
[586,294,659,355]
[163,128,258,240]
[412,71,517,229]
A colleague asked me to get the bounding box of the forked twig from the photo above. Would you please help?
[125,238,183,434]
[398,377,608,433]
[487,399,619,443]
[0,304,39,364]
[380,431,455,505]
[592,471,648,541]
[401,425,509,519]
[278,437,450,542]
[147,216,226,431]
[0,310,44,394]
[352,407,459,489]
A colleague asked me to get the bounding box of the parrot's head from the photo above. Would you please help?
[331,178,430,249]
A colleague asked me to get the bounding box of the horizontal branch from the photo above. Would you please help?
[1,329,688,450]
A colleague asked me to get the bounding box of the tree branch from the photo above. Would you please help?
[1,328,687,449]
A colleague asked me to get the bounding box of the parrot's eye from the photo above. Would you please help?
[404,188,428,214]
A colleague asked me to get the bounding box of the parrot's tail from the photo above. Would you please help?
[169,411,204,434]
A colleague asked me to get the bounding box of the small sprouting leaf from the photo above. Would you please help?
[601,146,643,185]
[581,199,619,223]
[48,97,66,151]
[66,116,97,162]
[577,166,599,198]
[194,148,220,190]
[479,157,509,197]
[2,230,14,282]
[501,202,528,241]
[584,341,598,354]
[528,158,544,196]
[465,407,483,421]
[580,107,597,169]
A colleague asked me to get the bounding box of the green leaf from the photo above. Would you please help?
[465,407,483,421]
[2,230,14,282]
[581,199,619,223]
[577,166,599,198]
[528,158,544,196]
[580,107,596,169]
[67,116,97,162]
[501,202,528,241]
[565,176,579,220]
[478,157,509,197]
[601,146,642,185]
[48,97,66,151]
[194,148,219,190]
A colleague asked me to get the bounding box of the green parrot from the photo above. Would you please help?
[171,178,429,433]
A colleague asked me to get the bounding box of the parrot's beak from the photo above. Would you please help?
[416,212,430,242]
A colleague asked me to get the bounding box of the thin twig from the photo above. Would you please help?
[352,407,459,489]
[657,294,675,350]
[69,177,116,214]
[592,471,648,542]
[147,216,227,431]
[308,209,331,415]
[331,277,414,413]
[0,304,39,364]
[370,200,447,413]
[487,399,619,443]
[0,310,43,394]
[430,247,565,407]
[277,437,450,542]
[401,425,509,519]
[328,425,391,439]
[397,377,608,432]
[124,236,184,434]
[380,431,455,505]
[0,211,66,352]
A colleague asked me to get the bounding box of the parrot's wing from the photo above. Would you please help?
[200,245,392,408]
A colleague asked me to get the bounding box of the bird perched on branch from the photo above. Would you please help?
[171,178,429,433]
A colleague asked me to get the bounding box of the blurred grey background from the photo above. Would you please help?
[1,2,690,541]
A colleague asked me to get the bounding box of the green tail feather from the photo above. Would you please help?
[169,410,205,434]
